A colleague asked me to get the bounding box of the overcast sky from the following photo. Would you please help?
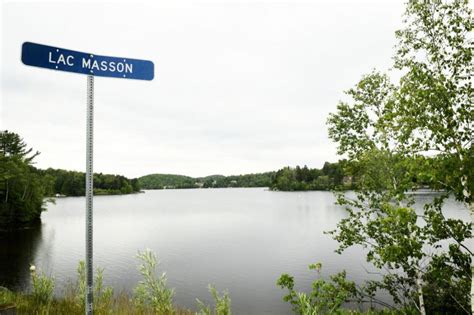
[1,0,405,178]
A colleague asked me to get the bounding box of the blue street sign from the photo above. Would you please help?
[21,42,154,81]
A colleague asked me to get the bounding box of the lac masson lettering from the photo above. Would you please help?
[48,51,134,74]
[21,42,154,80]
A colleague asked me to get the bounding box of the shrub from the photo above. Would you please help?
[75,260,113,312]
[196,285,232,315]
[30,264,55,305]
[134,249,175,314]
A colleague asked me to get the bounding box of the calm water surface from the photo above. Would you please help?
[0,188,469,314]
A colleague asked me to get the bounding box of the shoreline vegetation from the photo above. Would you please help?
[41,168,142,197]
[0,250,231,315]
[137,161,353,191]
[138,158,437,193]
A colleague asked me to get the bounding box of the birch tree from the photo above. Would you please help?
[327,0,472,313]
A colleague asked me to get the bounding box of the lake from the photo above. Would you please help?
[0,188,469,314]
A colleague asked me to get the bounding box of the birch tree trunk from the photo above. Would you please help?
[417,271,426,315]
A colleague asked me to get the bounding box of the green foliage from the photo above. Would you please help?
[30,265,55,305]
[326,0,473,313]
[76,261,86,307]
[202,172,275,188]
[0,131,50,229]
[94,266,113,310]
[41,168,141,197]
[1,258,200,314]
[139,165,351,192]
[196,285,232,315]
[270,161,352,191]
[277,263,358,315]
[394,1,472,199]
[0,131,39,161]
[138,174,197,189]
[134,249,175,314]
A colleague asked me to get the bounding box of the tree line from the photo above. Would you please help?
[138,172,275,189]
[270,162,351,191]
[40,168,141,197]
[138,163,356,191]
[270,155,460,192]
[139,157,449,193]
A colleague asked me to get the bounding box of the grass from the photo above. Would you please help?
[0,287,193,315]
[0,288,413,315]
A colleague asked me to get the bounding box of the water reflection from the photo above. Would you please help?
[0,223,43,290]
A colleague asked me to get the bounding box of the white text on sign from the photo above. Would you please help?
[48,52,134,74]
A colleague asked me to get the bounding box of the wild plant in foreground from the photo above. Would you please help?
[29,264,55,305]
[134,249,175,314]
[196,284,232,315]
[75,260,113,311]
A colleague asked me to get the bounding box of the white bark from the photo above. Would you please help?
[417,271,426,315]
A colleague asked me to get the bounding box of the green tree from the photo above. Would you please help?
[0,130,39,161]
[272,167,295,191]
[326,0,472,313]
[0,131,49,228]
[271,162,350,191]
[131,178,141,192]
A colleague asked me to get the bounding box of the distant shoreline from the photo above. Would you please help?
[47,190,144,198]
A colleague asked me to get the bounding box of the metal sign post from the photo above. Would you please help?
[85,75,94,314]
[21,42,154,315]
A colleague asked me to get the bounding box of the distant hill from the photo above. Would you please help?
[138,172,275,189]
[138,161,356,191]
